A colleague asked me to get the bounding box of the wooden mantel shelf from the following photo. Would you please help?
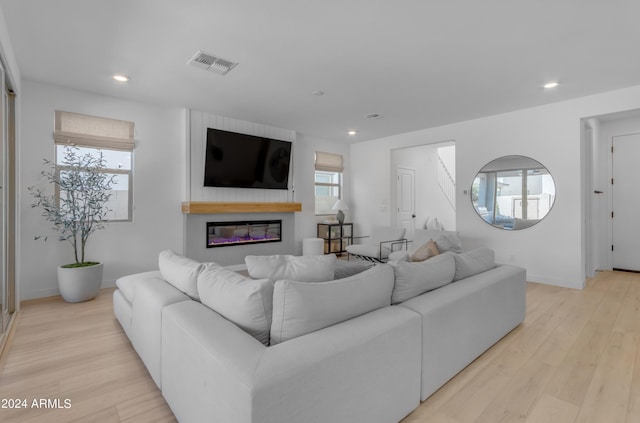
[181,201,302,214]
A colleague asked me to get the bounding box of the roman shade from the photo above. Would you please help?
[54,110,135,151]
[315,151,344,172]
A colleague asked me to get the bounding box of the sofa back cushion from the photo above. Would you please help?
[453,247,495,281]
[197,263,274,346]
[245,254,337,282]
[388,230,462,262]
[270,264,394,345]
[158,250,203,301]
[389,253,455,304]
[430,231,462,254]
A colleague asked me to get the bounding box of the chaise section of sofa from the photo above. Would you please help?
[160,300,422,423]
[399,264,526,400]
[114,270,191,388]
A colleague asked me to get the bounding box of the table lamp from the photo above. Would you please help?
[332,199,349,224]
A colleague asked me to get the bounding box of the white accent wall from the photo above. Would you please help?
[184,110,296,265]
[351,84,640,289]
[183,111,350,263]
[20,81,185,300]
[187,110,296,202]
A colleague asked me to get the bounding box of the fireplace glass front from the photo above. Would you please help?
[206,220,282,248]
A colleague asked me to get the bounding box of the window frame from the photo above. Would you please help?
[54,111,135,222]
[314,151,345,216]
[314,170,342,216]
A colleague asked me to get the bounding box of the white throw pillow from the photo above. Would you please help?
[245,254,337,282]
[158,250,204,300]
[452,247,495,281]
[389,253,455,304]
[431,231,462,254]
[388,250,411,261]
[270,264,394,345]
[197,263,274,346]
[425,216,444,231]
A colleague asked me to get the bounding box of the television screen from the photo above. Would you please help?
[204,128,292,189]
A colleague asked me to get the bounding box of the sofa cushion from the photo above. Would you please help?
[245,254,337,282]
[115,270,163,303]
[334,260,372,279]
[453,247,495,281]
[158,250,204,301]
[387,249,411,262]
[410,240,440,262]
[388,230,462,262]
[431,231,462,254]
[197,263,274,346]
[389,253,455,304]
[270,264,394,345]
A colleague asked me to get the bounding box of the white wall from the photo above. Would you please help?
[20,80,185,300]
[351,84,640,289]
[293,133,351,253]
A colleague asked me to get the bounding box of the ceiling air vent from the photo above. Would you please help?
[188,50,238,75]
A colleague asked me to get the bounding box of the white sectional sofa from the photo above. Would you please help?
[113,245,526,423]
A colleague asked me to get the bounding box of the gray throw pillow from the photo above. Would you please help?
[432,231,462,253]
[197,263,274,346]
[389,253,455,304]
[270,264,394,345]
[452,247,495,281]
[158,249,204,301]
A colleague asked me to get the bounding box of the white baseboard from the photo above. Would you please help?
[527,273,585,290]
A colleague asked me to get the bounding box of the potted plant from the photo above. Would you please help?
[29,146,115,302]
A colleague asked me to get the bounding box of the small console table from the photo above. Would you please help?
[317,223,353,256]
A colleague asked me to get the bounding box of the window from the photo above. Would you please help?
[54,111,134,221]
[314,151,343,215]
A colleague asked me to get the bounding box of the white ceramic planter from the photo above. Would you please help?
[57,263,104,303]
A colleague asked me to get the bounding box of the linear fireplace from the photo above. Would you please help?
[206,220,282,248]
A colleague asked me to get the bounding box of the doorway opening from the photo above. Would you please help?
[583,109,640,277]
[390,141,456,241]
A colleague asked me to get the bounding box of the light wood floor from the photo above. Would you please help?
[0,270,639,422]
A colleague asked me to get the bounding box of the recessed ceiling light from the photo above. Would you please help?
[311,90,324,96]
[113,74,130,82]
[348,130,357,136]
[543,81,558,89]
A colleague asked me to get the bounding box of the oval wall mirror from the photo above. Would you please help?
[471,155,556,230]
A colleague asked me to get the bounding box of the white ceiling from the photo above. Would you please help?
[3,0,640,142]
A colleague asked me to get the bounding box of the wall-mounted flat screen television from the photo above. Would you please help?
[203,128,292,190]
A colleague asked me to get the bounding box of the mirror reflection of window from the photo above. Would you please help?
[471,156,556,230]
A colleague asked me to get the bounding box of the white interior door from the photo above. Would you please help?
[612,133,640,271]
[396,167,416,240]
